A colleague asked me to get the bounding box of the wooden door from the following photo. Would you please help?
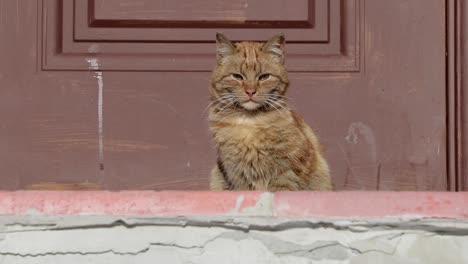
[0,0,462,190]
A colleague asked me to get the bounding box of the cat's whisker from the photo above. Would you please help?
[202,94,234,116]
[273,95,298,109]
[213,100,238,119]
[270,94,291,101]
[264,100,279,113]
[215,103,237,119]
[273,98,289,110]
[211,97,236,113]
[269,98,290,114]
[202,102,225,117]
[272,94,293,103]
[210,101,228,114]
[265,99,288,118]
[207,97,229,110]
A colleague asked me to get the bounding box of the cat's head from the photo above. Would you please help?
[210,33,289,112]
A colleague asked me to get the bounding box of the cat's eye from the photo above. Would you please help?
[232,74,244,80]
[258,74,271,81]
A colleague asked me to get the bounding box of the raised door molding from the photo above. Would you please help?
[40,0,360,72]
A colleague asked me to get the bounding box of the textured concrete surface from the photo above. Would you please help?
[0,216,467,263]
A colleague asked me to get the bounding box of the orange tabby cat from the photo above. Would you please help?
[209,33,332,191]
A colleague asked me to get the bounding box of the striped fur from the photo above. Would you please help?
[209,33,332,191]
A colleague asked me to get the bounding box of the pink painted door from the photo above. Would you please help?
[0,0,458,190]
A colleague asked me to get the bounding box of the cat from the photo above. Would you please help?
[208,33,332,191]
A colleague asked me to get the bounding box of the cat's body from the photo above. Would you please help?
[209,33,332,191]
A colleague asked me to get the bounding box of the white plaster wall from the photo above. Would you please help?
[0,216,467,263]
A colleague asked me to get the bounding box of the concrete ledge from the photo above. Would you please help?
[1,192,468,263]
[0,191,467,218]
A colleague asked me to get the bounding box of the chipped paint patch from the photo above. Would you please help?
[86,58,100,70]
[228,193,274,216]
[240,192,274,216]
[230,195,245,214]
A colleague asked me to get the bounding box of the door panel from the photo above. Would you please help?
[90,0,311,26]
[0,0,450,190]
[44,0,355,72]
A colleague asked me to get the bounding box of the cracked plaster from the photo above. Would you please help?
[0,216,466,263]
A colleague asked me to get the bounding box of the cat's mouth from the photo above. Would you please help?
[240,100,262,110]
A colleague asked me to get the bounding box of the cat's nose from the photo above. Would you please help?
[245,89,256,97]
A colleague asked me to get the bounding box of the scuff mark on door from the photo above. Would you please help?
[345,122,377,162]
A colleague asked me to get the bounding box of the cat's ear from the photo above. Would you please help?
[262,33,285,64]
[216,33,236,64]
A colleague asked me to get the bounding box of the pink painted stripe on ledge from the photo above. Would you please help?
[274,192,468,218]
[0,191,467,219]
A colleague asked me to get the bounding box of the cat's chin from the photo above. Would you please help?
[240,101,262,111]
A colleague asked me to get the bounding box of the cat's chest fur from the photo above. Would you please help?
[218,117,267,145]
[215,116,285,151]
[212,115,297,189]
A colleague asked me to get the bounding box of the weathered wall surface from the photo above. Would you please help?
[1,216,467,263]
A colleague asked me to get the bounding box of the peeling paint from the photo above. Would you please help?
[86,58,100,70]
[96,71,104,170]
[231,195,245,214]
[86,58,104,170]
[228,193,274,216]
[240,192,274,216]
